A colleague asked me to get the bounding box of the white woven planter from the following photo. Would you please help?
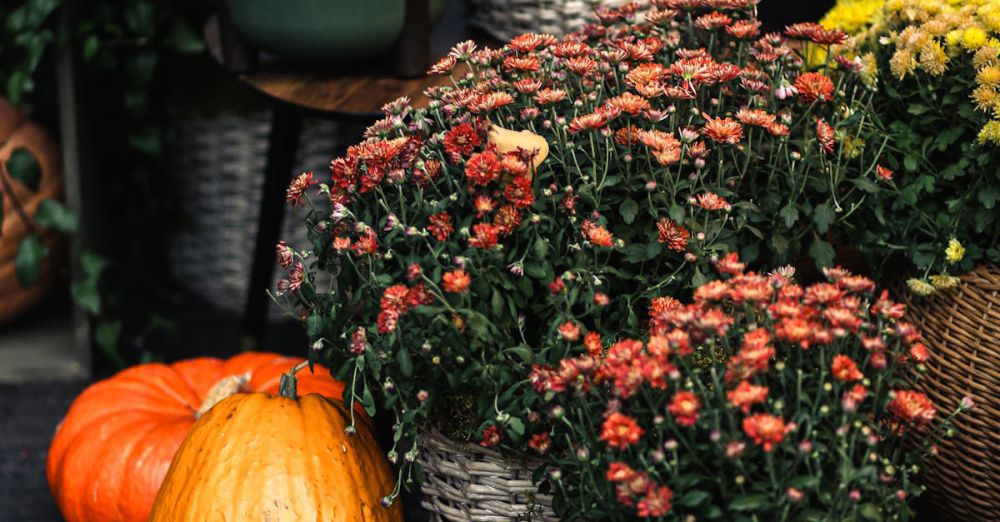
[167,112,337,319]
[418,428,557,521]
[468,0,637,41]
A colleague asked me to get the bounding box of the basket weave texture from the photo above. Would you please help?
[899,264,1000,521]
[418,428,557,521]
[468,0,636,41]
[167,112,338,318]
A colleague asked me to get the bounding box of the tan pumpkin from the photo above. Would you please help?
[149,375,401,522]
[47,353,354,522]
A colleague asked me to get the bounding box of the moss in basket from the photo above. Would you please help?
[276,0,895,509]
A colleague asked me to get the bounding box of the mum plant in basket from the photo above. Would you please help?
[529,258,967,520]
[278,0,890,504]
[821,0,1000,292]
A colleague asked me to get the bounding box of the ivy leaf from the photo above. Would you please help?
[34,199,78,232]
[95,320,125,368]
[813,201,835,234]
[728,493,770,511]
[6,147,41,191]
[619,198,639,225]
[15,233,49,287]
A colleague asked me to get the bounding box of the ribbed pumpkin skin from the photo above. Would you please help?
[46,353,347,522]
[150,393,401,522]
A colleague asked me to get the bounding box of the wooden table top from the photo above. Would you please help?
[205,8,499,119]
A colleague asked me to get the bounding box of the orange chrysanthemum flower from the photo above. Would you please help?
[657,218,690,252]
[701,116,744,144]
[668,391,702,426]
[727,380,769,413]
[794,72,835,103]
[601,412,644,449]
[742,413,788,452]
[442,269,471,293]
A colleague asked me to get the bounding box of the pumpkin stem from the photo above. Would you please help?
[278,360,310,400]
[195,373,249,419]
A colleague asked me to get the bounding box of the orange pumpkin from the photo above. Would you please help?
[149,391,401,522]
[47,352,350,522]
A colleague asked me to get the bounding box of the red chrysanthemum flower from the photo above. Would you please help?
[442,269,471,293]
[656,218,690,252]
[509,33,558,53]
[815,118,835,154]
[832,354,864,382]
[785,22,847,46]
[735,107,776,128]
[443,123,481,161]
[480,425,502,447]
[465,151,502,186]
[696,192,732,211]
[351,228,379,256]
[668,391,702,426]
[492,204,523,235]
[742,413,788,452]
[559,321,582,341]
[286,172,316,207]
[701,116,744,144]
[600,412,644,449]
[726,19,761,39]
[588,225,614,247]
[427,212,453,241]
[637,484,673,518]
[876,164,894,181]
[727,380,769,413]
[468,222,500,249]
[606,92,651,116]
[794,72,835,102]
[528,432,552,454]
[888,390,937,425]
[694,11,732,31]
[535,88,568,105]
[569,110,613,134]
[504,174,535,208]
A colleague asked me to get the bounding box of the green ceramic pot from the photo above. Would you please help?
[229,0,447,61]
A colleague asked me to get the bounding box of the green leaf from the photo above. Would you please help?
[860,503,883,521]
[70,279,100,314]
[809,237,835,270]
[779,206,799,228]
[507,417,525,436]
[977,186,999,209]
[669,203,686,223]
[163,17,205,54]
[360,384,377,416]
[14,233,49,287]
[786,476,820,489]
[34,199,78,232]
[305,313,324,338]
[95,320,125,367]
[82,34,100,61]
[6,147,41,191]
[619,198,639,225]
[396,347,413,377]
[676,490,711,507]
[728,493,770,511]
[506,343,534,364]
[906,104,929,115]
[813,201,835,234]
[903,154,919,172]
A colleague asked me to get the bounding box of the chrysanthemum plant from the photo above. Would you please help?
[822,0,1000,293]
[279,0,889,502]
[529,258,966,521]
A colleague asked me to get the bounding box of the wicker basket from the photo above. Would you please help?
[898,264,1000,521]
[418,428,557,521]
[468,0,637,41]
[167,112,342,319]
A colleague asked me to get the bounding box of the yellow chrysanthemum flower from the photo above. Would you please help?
[972,84,999,111]
[944,29,963,51]
[977,65,1000,86]
[945,238,966,263]
[930,274,961,288]
[906,278,937,296]
[977,119,1000,143]
[919,40,949,74]
[963,26,988,50]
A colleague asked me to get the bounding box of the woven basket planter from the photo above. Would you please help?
[167,112,340,318]
[418,428,557,521]
[468,0,638,41]
[898,264,1000,521]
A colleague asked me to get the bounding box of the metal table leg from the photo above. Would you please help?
[241,106,301,349]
